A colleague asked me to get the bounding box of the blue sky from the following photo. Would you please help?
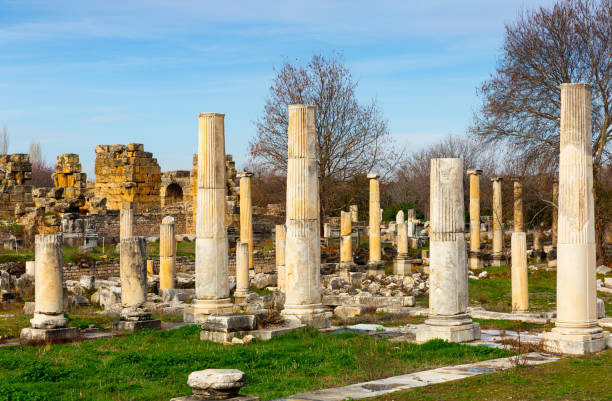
[0,0,556,177]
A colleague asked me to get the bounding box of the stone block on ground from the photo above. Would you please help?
[170,369,259,401]
[111,319,161,332]
[333,305,364,320]
[201,315,256,333]
[20,327,79,342]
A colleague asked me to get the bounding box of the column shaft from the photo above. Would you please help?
[368,174,382,267]
[275,224,286,292]
[511,232,529,311]
[234,242,249,299]
[120,236,147,309]
[491,178,504,265]
[340,211,353,264]
[238,172,254,269]
[159,216,176,291]
[31,234,66,328]
[120,201,134,240]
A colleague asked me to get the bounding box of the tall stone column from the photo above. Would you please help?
[275,224,286,292]
[394,211,411,275]
[120,201,134,240]
[544,83,607,354]
[367,173,384,274]
[467,169,483,269]
[21,234,78,341]
[552,179,559,249]
[511,179,528,312]
[113,236,161,331]
[349,205,359,223]
[339,211,354,274]
[237,172,254,270]
[491,177,504,266]
[416,158,480,343]
[159,216,176,292]
[234,242,250,302]
[281,104,328,327]
[193,113,233,321]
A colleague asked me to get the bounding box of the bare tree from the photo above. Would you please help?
[0,125,8,155]
[250,52,396,219]
[471,0,612,260]
[29,141,53,187]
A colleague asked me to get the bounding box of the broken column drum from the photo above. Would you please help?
[416,158,480,343]
[193,113,233,319]
[511,179,528,312]
[491,177,504,266]
[276,224,286,292]
[281,104,328,327]
[159,216,176,291]
[234,242,250,301]
[120,201,134,240]
[367,173,383,273]
[237,172,254,270]
[543,83,607,354]
[467,169,483,269]
[339,210,354,272]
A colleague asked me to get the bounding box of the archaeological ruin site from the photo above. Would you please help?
[1,1,612,400]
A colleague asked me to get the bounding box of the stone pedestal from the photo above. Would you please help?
[339,211,355,274]
[491,177,504,266]
[416,158,480,343]
[193,113,233,322]
[21,234,78,342]
[543,83,608,355]
[234,242,250,303]
[275,225,286,292]
[114,236,161,332]
[281,104,329,328]
[159,216,176,291]
[237,172,254,270]
[467,170,483,269]
[367,173,383,274]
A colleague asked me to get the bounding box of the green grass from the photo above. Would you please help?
[0,326,510,401]
[368,349,612,401]
[146,241,195,258]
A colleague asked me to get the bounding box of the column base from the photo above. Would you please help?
[112,319,162,333]
[233,290,249,305]
[367,261,386,276]
[21,326,78,342]
[468,250,483,270]
[281,304,330,328]
[491,255,504,267]
[191,298,235,323]
[416,316,481,343]
[30,312,68,329]
[543,326,609,355]
[338,262,356,277]
[393,258,412,275]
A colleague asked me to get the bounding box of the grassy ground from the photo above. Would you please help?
[369,349,612,401]
[0,326,509,401]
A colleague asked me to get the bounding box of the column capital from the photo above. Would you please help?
[467,169,482,176]
[236,172,253,179]
[367,173,380,180]
[198,112,225,118]
[510,176,522,182]
[491,176,503,182]
[288,104,316,111]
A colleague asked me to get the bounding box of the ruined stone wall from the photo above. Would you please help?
[0,154,33,219]
[94,144,161,212]
[161,171,192,207]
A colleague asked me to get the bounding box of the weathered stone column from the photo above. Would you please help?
[275,224,286,292]
[25,260,35,276]
[113,236,161,331]
[147,260,154,277]
[120,201,134,240]
[544,83,607,354]
[339,211,354,274]
[367,173,384,274]
[234,242,250,302]
[193,113,233,320]
[416,158,480,343]
[491,177,504,266]
[281,104,328,327]
[552,179,559,249]
[533,225,545,262]
[511,179,528,312]
[237,172,254,270]
[349,205,359,223]
[21,234,78,341]
[159,216,176,292]
[467,169,483,269]
[394,211,411,275]
[323,223,331,239]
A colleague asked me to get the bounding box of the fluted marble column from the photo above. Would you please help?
[193,113,232,320]
[159,216,176,291]
[468,169,483,269]
[491,177,504,266]
[237,172,254,270]
[367,173,383,274]
[511,179,528,312]
[544,83,607,354]
[339,211,354,273]
[275,224,286,292]
[416,158,480,343]
[234,242,249,301]
[21,234,78,341]
[120,201,134,240]
[281,104,328,327]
